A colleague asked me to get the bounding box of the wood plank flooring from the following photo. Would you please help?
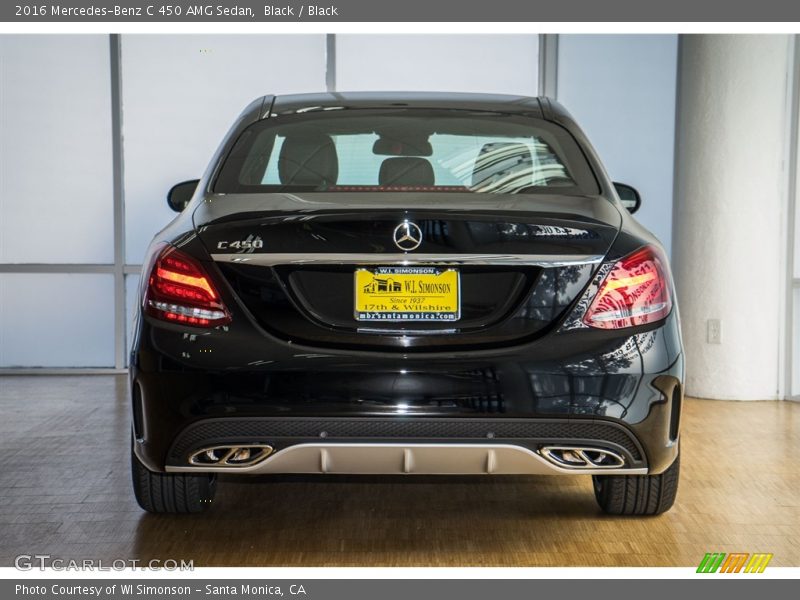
[0,375,797,567]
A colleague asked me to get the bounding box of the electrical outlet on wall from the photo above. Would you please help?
[707,319,722,344]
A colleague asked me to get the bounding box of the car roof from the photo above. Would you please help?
[264,92,549,119]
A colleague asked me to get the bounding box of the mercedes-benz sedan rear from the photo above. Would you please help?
[129,92,683,515]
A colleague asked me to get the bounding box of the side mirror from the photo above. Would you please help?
[167,179,200,212]
[613,182,641,214]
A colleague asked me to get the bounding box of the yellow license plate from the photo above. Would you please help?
[354,267,460,322]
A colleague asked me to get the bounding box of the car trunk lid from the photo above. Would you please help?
[194,192,620,350]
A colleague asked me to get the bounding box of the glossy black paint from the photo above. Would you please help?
[130,93,683,477]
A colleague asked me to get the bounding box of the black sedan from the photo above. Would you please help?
[130,92,683,515]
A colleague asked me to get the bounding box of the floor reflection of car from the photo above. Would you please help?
[129,92,683,516]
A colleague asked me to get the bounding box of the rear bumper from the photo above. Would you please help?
[130,312,683,476]
[165,443,647,476]
[163,415,649,473]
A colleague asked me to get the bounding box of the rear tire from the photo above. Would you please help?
[593,453,679,516]
[131,446,216,514]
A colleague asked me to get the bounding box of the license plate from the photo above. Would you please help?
[354,266,460,322]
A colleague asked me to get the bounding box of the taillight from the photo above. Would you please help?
[144,245,231,327]
[582,246,673,329]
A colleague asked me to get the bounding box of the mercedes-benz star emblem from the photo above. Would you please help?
[393,221,423,252]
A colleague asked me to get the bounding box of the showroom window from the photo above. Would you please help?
[0,35,116,368]
[0,34,328,369]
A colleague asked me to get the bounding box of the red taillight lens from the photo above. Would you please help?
[582,246,673,329]
[144,246,231,327]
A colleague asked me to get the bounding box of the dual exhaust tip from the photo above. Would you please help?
[186,443,626,470]
[539,446,626,469]
[189,444,274,467]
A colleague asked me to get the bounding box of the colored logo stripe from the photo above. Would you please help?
[697,552,773,573]
[697,552,726,573]
[720,553,749,573]
[744,553,773,573]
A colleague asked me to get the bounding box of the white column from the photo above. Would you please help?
[673,35,793,400]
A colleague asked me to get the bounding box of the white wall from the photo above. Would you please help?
[557,35,678,256]
[794,82,800,399]
[336,35,538,95]
[0,35,114,264]
[673,35,792,400]
[121,35,328,264]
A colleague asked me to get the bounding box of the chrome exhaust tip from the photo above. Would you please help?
[188,444,273,467]
[539,446,626,469]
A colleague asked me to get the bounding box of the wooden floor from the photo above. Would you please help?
[0,375,798,567]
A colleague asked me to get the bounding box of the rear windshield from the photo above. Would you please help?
[215,109,599,195]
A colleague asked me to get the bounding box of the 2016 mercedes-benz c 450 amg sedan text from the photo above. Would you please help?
[130,92,683,515]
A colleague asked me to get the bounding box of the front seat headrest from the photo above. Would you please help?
[379,157,435,187]
[278,134,339,187]
[471,142,534,190]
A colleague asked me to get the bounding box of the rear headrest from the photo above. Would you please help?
[278,134,338,187]
[379,157,435,187]
[471,142,534,189]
